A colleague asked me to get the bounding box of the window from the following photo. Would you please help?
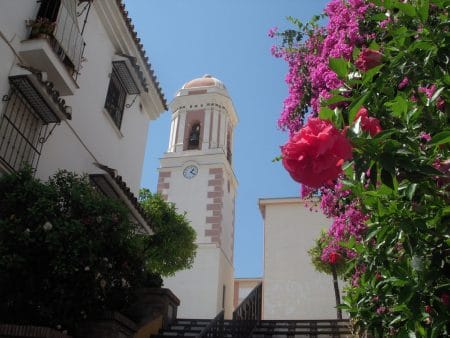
[104,68,127,129]
[0,89,47,172]
[226,128,232,164]
[222,285,226,309]
[187,122,201,150]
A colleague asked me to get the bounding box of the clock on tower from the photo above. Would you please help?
[157,75,238,319]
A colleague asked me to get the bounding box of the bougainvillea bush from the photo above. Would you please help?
[272,0,449,336]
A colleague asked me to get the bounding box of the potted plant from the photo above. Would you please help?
[27,17,56,38]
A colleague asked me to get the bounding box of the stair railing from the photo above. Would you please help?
[197,310,224,338]
[232,282,262,338]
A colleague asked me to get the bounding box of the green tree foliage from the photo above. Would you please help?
[0,168,151,332]
[139,188,197,277]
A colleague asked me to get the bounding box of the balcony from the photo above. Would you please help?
[0,67,71,172]
[18,0,86,95]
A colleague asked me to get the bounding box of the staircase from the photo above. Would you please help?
[150,318,211,337]
[251,319,351,337]
[151,284,351,337]
[152,318,350,337]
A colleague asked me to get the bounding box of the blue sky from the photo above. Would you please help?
[124,0,330,278]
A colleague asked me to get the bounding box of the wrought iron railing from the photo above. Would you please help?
[232,282,262,338]
[33,0,85,76]
[0,89,48,172]
[197,310,224,338]
[104,69,127,129]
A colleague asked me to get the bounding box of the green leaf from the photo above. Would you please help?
[417,0,429,21]
[373,129,397,140]
[395,2,417,16]
[385,95,408,118]
[389,315,403,326]
[411,41,437,52]
[406,183,417,200]
[380,153,396,174]
[408,331,417,338]
[362,64,384,85]
[430,87,444,103]
[323,95,352,106]
[381,169,395,190]
[348,92,370,123]
[429,130,450,145]
[412,256,424,271]
[443,206,450,216]
[392,303,413,316]
[351,115,362,136]
[319,107,334,121]
[329,57,348,79]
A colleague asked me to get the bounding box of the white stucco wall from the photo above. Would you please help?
[159,157,211,242]
[164,245,221,319]
[35,4,150,194]
[0,0,39,120]
[0,1,162,194]
[217,246,234,318]
[260,197,344,320]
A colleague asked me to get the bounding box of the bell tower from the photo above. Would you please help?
[157,75,238,319]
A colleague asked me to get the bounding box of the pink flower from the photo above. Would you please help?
[418,84,436,99]
[441,292,449,305]
[355,49,383,71]
[355,107,382,136]
[419,132,431,142]
[268,26,278,38]
[376,306,387,314]
[282,118,353,188]
[434,159,450,188]
[437,98,445,111]
[398,76,409,90]
[424,305,432,314]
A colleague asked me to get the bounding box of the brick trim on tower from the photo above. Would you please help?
[205,168,224,245]
[157,171,171,200]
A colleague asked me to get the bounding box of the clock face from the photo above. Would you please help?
[183,165,198,179]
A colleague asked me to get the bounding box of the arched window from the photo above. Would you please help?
[188,122,201,149]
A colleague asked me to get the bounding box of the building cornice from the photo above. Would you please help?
[258,197,320,219]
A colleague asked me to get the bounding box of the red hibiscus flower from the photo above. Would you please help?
[355,49,383,72]
[282,118,352,188]
[355,107,382,137]
[328,251,341,264]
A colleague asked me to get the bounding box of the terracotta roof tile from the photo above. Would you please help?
[116,0,167,110]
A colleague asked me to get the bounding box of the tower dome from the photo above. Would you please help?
[182,74,226,90]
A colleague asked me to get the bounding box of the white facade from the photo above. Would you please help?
[259,197,344,320]
[158,75,238,319]
[0,0,166,230]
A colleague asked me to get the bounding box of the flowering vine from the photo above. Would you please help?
[273,0,450,336]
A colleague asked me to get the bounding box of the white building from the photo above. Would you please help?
[0,0,166,231]
[258,197,343,320]
[157,75,238,319]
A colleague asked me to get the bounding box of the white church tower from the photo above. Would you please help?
[157,75,238,319]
